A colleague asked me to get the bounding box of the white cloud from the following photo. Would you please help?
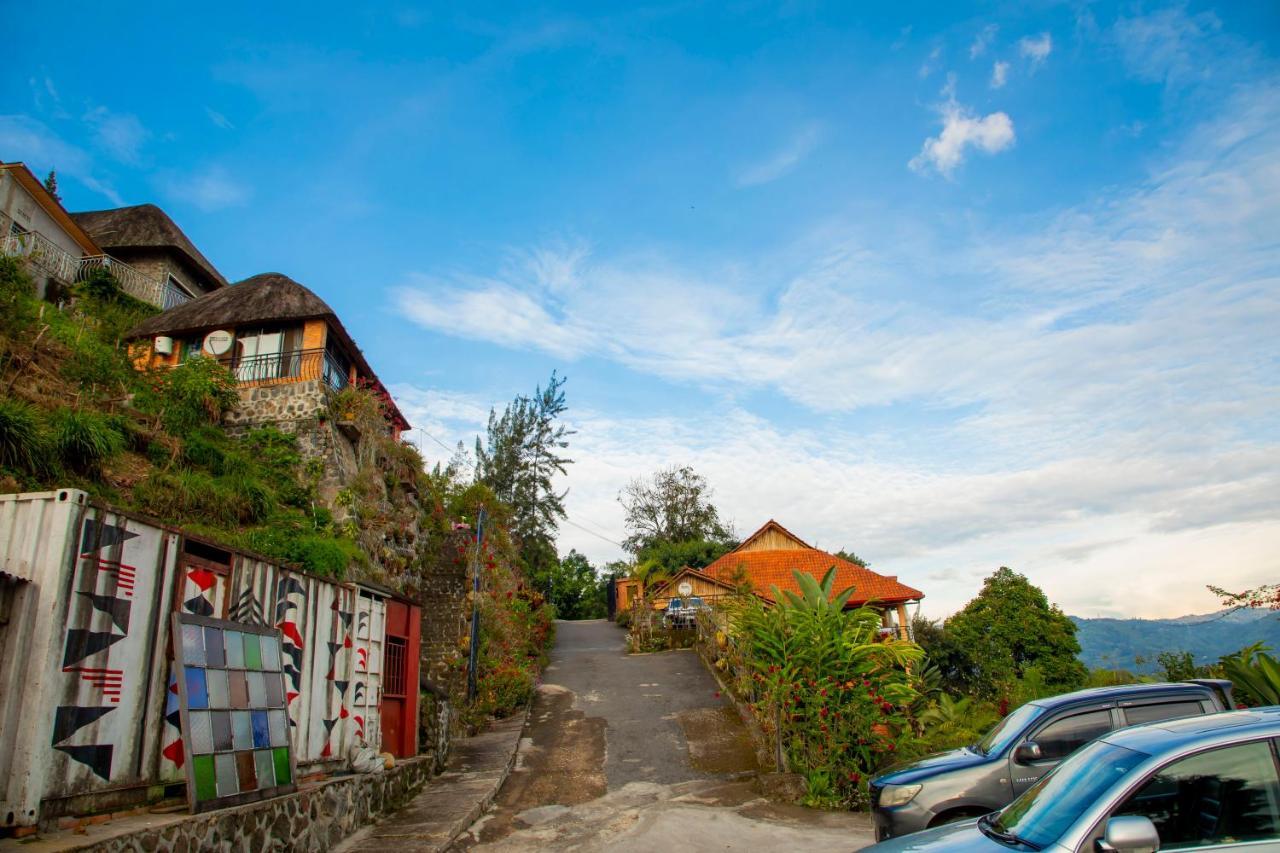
[1113,7,1228,89]
[82,106,149,164]
[918,45,942,79]
[991,60,1010,89]
[159,165,251,211]
[390,81,1280,618]
[909,79,1015,177]
[969,24,998,59]
[204,107,235,130]
[1018,32,1053,68]
[0,114,123,204]
[736,122,824,187]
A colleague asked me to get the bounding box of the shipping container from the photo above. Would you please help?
[0,489,420,828]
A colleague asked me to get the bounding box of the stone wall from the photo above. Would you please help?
[223,381,359,508]
[69,757,437,853]
[416,555,468,684]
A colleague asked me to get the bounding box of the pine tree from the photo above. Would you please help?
[43,169,61,203]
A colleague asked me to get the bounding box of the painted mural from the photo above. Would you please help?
[48,511,177,795]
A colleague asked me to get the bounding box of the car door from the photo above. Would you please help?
[1010,707,1116,795]
[1081,739,1280,851]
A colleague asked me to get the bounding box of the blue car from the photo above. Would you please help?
[867,706,1280,852]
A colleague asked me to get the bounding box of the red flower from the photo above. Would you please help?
[848,772,861,784]
[881,702,893,714]
[819,707,829,718]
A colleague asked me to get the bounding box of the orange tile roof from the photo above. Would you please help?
[704,548,924,607]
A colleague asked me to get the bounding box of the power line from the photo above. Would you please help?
[561,517,625,549]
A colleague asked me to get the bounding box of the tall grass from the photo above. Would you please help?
[49,407,125,475]
[0,397,52,475]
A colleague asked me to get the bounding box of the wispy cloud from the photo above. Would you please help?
[0,114,123,204]
[158,164,251,211]
[391,80,1280,617]
[991,60,1010,89]
[969,24,998,59]
[918,44,942,78]
[204,107,235,130]
[909,77,1015,177]
[1112,6,1229,89]
[82,106,149,164]
[736,122,824,187]
[1018,32,1053,69]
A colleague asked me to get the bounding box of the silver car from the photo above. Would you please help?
[867,706,1280,852]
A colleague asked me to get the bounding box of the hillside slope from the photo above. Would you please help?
[1073,609,1280,673]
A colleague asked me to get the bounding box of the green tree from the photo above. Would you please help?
[619,465,734,554]
[834,548,868,567]
[475,372,574,584]
[635,537,735,580]
[944,567,1087,700]
[44,169,61,202]
[547,549,607,620]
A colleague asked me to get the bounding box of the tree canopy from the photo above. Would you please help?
[619,465,734,555]
[475,372,574,584]
[941,567,1087,699]
[545,549,608,620]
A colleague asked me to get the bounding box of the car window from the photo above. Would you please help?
[1123,700,1206,727]
[976,703,1043,755]
[1114,741,1280,849]
[1033,709,1114,762]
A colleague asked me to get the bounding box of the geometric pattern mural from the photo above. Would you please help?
[171,613,295,812]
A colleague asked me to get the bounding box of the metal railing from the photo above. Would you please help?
[229,348,351,390]
[0,211,192,310]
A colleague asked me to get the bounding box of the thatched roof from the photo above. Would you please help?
[128,272,409,429]
[71,204,228,289]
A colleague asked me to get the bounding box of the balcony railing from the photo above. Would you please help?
[229,348,351,391]
[0,211,192,310]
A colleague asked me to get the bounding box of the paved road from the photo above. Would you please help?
[459,619,875,850]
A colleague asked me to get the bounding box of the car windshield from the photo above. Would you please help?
[689,597,705,606]
[986,740,1148,849]
[974,703,1043,756]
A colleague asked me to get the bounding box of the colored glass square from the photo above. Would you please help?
[224,631,244,668]
[247,671,267,707]
[204,627,225,667]
[265,674,284,708]
[189,710,214,754]
[211,711,232,751]
[192,754,216,801]
[243,634,263,670]
[272,747,291,785]
[206,669,229,709]
[268,709,288,747]
[232,711,253,750]
[228,670,249,706]
[181,623,205,666]
[214,752,239,797]
[236,750,258,792]
[184,667,208,709]
[251,710,270,748]
[260,634,281,671]
[254,749,275,788]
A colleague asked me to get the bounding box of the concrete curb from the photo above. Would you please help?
[440,701,533,851]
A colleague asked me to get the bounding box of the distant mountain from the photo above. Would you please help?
[1072,609,1280,674]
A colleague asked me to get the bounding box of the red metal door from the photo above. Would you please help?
[379,599,420,757]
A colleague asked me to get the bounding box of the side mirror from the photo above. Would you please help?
[1012,742,1043,764]
[1096,815,1159,853]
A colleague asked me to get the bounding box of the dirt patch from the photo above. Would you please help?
[467,683,607,845]
[676,706,762,775]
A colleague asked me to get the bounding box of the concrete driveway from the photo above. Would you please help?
[458,619,875,851]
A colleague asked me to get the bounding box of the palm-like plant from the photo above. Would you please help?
[1221,643,1280,706]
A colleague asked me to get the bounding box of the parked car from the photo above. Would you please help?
[662,596,709,628]
[870,680,1234,841]
[867,705,1280,851]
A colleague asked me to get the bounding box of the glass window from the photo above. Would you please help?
[1115,741,1280,849]
[976,703,1044,756]
[1124,701,1205,727]
[991,740,1148,848]
[181,337,204,362]
[1033,709,1114,761]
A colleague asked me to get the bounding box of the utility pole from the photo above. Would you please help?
[466,506,486,702]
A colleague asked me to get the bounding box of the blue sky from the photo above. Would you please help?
[5,1,1278,618]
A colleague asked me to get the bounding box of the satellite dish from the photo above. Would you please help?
[203,330,233,356]
[677,581,693,597]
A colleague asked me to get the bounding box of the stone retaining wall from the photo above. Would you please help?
[69,757,436,853]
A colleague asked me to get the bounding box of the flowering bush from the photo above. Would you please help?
[719,568,922,808]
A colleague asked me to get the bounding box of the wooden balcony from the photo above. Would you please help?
[229,347,351,391]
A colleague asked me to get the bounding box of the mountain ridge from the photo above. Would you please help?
[1071,608,1280,674]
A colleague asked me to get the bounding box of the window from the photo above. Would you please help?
[1114,741,1280,849]
[977,702,1045,756]
[181,337,205,362]
[1123,701,1206,727]
[1033,709,1114,762]
[323,341,351,390]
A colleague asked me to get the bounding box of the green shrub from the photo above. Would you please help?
[76,268,123,302]
[49,407,124,475]
[0,397,52,475]
[183,427,227,473]
[0,257,37,335]
[146,356,239,434]
[60,337,132,393]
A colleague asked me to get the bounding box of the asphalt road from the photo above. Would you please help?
[460,619,875,850]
